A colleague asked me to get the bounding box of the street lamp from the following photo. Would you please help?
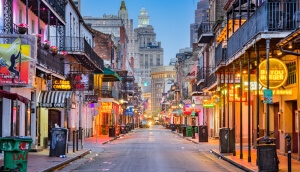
[191,100,196,139]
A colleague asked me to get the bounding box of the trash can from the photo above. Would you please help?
[182,125,187,137]
[0,136,32,172]
[108,126,115,137]
[256,136,279,171]
[170,124,176,131]
[186,126,192,137]
[194,126,198,133]
[120,124,126,134]
[198,125,208,142]
[49,128,68,157]
[219,128,234,153]
[101,125,107,135]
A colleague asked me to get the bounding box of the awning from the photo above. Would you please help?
[97,67,122,82]
[0,90,30,104]
[38,91,76,109]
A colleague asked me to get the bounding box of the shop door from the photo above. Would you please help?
[274,103,280,149]
[48,110,61,140]
[292,101,298,153]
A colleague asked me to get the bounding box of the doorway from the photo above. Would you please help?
[48,110,61,141]
[292,101,298,153]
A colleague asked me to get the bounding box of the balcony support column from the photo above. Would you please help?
[233,62,236,156]
[266,38,270,136]
[247,50,251,163]
[239,57,243,160]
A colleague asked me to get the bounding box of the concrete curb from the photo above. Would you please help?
[171,131,254,172]
[210,149,254,172]
[41,149,91,172]
[42,135,123,171]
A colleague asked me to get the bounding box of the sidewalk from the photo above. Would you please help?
[1,129,300,172]
[0,135,120,172]
[172,130,300,172]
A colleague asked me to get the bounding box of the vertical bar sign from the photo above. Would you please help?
[263,89,273,104]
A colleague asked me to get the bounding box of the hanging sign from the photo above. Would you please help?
[263,89,273,104]
[259,58,288,89]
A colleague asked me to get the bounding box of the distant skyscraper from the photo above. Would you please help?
[72,0,81,12]
[190,0,209,47]
[134,7,164,97]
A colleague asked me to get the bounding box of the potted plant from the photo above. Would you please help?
[50,46,58,56]
[36,34,42,43]
[59,50,67,61]
[17,23,28,34]
[43,40,50,50]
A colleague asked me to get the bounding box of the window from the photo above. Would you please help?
[31,20,35,34]
[287,62,296,85]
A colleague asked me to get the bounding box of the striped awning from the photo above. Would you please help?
[38,91,76,109]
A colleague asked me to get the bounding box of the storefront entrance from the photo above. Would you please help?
[48,110,61,141]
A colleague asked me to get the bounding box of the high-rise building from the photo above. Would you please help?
[134,7,164,100]
[190,0,209,47]
[151,66,176,116]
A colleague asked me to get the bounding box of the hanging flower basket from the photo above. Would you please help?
[59,50,67,61]
[36,34,42,43]
[17,23,28,34]
[50,46,58,56]
[43,40,50,50]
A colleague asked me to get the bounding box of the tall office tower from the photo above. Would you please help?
[190,0,209,47]
[72,0,81,12]
[134,7,164,99]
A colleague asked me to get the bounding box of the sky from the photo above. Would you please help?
[81,0,197,65]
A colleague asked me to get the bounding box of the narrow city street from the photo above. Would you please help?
[58,126,244,172]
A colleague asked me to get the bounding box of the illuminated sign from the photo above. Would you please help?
[100,102,112,113]
[69,74,94,91]
[254,89,293,95]
[228,84,247,102]
[203,99,215,108]
[52,80,71,90]
[259,58,288,89]
[0,38,33,86]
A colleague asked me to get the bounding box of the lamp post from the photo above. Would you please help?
[191,101,196,139]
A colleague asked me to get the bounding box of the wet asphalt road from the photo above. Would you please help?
[59,125,245,172]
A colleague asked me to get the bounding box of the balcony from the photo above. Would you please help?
[206,73,217,89]
[214,42,227,71]
[20,0,65,25]
[227,1,298,61]
[95,86,119,99]
[197,21,215,43]
[36,45,64,76]
[49,36,104,73]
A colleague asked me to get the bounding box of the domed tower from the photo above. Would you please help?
[138,7,149,27]
[118,0,128,21]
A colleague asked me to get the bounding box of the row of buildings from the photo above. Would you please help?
[162,0,300,161]
[0,0,160,149]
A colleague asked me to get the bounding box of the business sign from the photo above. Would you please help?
[0,38,34,86]
[259,58,288,89]
[85,95,98,103]
[263,89,273,104]
[228,84,247,102]
[52,79,71,90]
[69,74,94,91]
[100,102,112,113]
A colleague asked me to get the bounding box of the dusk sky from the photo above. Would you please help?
[81,0,197,65]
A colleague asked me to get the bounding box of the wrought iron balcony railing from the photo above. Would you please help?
[95,86,119,99]
[36,45,64,76]
[49,36,104,71]
[215,42,227,68]
[197,21,215,43]
[227,1,298,60]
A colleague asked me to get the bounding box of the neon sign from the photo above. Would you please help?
[259,58,288,89]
